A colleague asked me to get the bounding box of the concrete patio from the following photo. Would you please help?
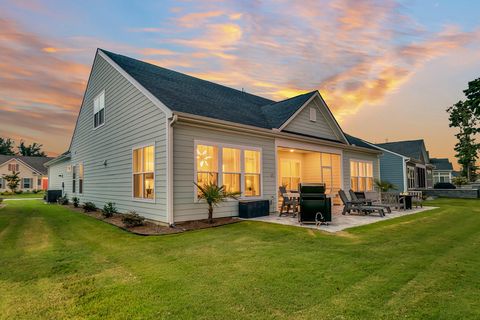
[248,205,437,233]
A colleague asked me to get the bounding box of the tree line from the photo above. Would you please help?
[0,138,47,157]
[447,77,480,182]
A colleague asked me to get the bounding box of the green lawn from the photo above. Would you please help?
[0,199,479,319]
[0,191,44,199]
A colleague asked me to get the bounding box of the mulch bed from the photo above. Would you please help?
[64,204,240,235]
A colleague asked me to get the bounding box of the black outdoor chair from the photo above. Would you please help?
[348,189,392,213]
[279,186,298,216]
[338,189,385,217]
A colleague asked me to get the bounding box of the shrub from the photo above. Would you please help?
[102,202,117,218]
[33,189,41,194]
[452,176,469,187]
[57,194,69,205]
[122,211,145,228]
[72,197,80,208]
[434,182,456,189]
[15,190,23,194]
[83,202,97,212]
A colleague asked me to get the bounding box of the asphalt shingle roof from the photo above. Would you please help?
[430,158,453,170]
[0,155,53,175]
[376,140,425,161]
[101,49,316,130]
[344,134,379,151]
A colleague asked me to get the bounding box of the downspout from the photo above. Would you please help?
[167,114,178,227]
[402,158,408,192]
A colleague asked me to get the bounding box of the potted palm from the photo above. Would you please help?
[374,179,397,192]
[194,181,241,224]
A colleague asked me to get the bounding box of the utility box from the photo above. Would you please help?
[238,200,270,218]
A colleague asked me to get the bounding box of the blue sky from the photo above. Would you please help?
[1,0,479,168]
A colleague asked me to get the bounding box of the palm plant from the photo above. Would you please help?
[374,179,397,192]
[194,181,241,224]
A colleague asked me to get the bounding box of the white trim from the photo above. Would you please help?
[98,50,172,118]
[166,115,177,225]
[193,140,263,201]
[349,158,375,192]
[309,107,317,122]
[131,142,156,203]
[316,92,349,144]
[278,93,317,131]
[402,158,408,192]
[92,89,106,130]
[275,138,343,155]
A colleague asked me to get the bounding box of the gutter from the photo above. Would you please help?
[166,114,178,227]
[173,112,382,155]
[44,152,71,167]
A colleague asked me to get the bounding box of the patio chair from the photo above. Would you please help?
[381,192,405,211]
[279,186,298,216]
[338,189,385,217]
[349,190,392,213]
[408,191,423,208]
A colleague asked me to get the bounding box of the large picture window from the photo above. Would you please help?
[280,159,301,191]
[350,160,373,191]
[93,91,105,128]
[195,142,262,198]
[133,145,155,200]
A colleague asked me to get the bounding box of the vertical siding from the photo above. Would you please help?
[68,54,168,222]
[378,151,405,191]
[173,123,276,222]
[283,98,341,141]
[343,151,380,191]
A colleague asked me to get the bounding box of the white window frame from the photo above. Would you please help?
[78,163,84,194]
[350,159,374,192]
[309,107,317,122]
[132,142,156,203]
[22,178,32,189]
[279,159,302,191]
[194,140,263,201]
[93,90,106,129]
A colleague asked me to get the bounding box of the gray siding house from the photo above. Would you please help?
[431,158,454,184]
[46,49,381,225]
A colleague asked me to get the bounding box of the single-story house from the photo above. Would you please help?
[0,155,52,192]
[430,158,454,184]
[46,49,382,225]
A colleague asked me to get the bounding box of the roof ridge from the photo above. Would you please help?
[377,139,424,145]
[261,90,317,107]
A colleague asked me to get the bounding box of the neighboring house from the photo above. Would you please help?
[430,158,454,184]
[46,49,381,225]
[375,140,435,191]
[0,155,52,192]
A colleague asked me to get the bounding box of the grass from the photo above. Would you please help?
[0,191,44,199]
[0,199,479,319]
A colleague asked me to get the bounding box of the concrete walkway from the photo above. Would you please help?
[3,198,43,201]
[248,206,437,233]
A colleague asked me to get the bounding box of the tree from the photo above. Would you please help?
[3,171,21,193]
[374,179,397,192]
[194,181,241,223]
[447,78,480,182]
[17,141,47,157]
[0,137,15,155]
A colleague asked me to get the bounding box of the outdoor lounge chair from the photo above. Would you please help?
[338,189,385,217]
[348,190,392,213]
[279,186,298,216]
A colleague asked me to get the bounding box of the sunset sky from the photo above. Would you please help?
[1,0,479,169]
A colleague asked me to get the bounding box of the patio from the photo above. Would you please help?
[248,205,437,233]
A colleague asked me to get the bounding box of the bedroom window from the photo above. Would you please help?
[133,145,155,200]
[93,91,105,128]
[195,142,262,198]
[222,147,241,193]
[350,160,373,191]
[196,145,219,193]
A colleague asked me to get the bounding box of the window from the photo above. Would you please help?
[196,145,219,193]
[72,165,76,193]
[309,107,317,122]
[0,178,4,189]
[350,160,374,191]
[22,178,32,189]
[79,163,84,194]
[195,142,262,198]
[222,148,241,193]
[433,171,450,184]
[280,159,301,191]
[133,145,155,200]
[93,91,105,128]
[37,177,42,187]
[244,150,261,197]
[8,163,19,172]
[407,166,415,189]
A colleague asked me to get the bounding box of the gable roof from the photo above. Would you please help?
[344,134,380,151]
[431,158,453,171]
[376,140,427,162]
[100,49,331,132]
[0,155,53,175]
